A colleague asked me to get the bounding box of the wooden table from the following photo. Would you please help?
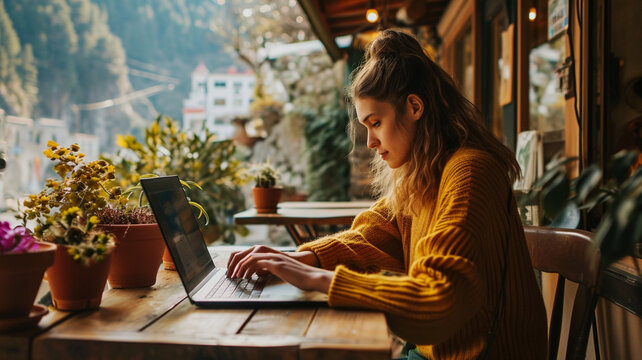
[0,246,392,360]
[233,201,374,245]
[601,256,642,317]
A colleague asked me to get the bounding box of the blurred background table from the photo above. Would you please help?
[233,201,374,245]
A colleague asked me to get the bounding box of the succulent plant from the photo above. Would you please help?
[252,162,278,188]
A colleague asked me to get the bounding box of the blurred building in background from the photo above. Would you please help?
[182,64,255,138]
[0,111,98,208]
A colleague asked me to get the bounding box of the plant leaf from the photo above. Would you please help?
[580,189,612,211]
[608,150,639,184]
[533,167,563,190]
[541,172,570,219]
[549,201,580,228]
[179,180,191,189]
[573,165,602,204]
[545,154,578,171]
[189,201,209,226]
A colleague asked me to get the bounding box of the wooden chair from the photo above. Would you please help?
[523,226,602,360]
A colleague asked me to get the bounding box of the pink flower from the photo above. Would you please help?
[0,221,38,254]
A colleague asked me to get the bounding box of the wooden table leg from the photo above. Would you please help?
[286,225,306,245]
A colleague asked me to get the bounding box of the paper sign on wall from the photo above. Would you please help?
[548,0,568,40]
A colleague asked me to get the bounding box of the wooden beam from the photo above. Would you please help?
[325,0,368,14]
[329,17,371,29]
[325,0,405,14]
[298,0,343,61]
[516,0,529,134]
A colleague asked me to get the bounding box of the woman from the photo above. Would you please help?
[227,29,547,359]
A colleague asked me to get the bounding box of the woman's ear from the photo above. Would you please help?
[406,94,424,121]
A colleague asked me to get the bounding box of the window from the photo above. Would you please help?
[528,36,566,163]
[233,82,242,95]
[233,99,243,106]
[214,81,226,88]
[190,119,205,129]
[214,98,226,106]
[487,12,506,143]
[454,26,473,102]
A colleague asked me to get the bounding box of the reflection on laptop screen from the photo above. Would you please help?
[142,176,213,290]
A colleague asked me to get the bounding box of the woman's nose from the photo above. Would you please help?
[367,131,379,149]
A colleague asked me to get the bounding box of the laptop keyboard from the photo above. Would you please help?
[205,273,267,299]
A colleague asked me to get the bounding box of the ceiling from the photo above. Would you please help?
[298,0,450,61]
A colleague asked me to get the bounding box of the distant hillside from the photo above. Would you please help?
[92,0,236,122]
[1,0,233,151]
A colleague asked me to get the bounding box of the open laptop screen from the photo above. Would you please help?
[141,176,214,293]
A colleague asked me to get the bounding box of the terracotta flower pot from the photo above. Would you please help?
[162,247,176,271]
[0,242,56,318]
[46,245,112,311]
[100,224,165,288]
[252,187,282,213]
[162,224,217,271]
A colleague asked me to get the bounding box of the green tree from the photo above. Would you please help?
[92,0,232,121]
[0,0,37,116]
[17,44,38,108]
[67,0,142,141]
[5,0,79,118]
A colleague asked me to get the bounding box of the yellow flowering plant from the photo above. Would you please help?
[22,141,124,221]
[34,207,115,265]
[21,141,121,264]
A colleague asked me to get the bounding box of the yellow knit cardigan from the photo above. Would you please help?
[298,148,547,359]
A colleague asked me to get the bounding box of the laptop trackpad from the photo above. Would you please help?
[261,278,328,302]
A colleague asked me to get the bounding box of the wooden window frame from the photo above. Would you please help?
[438,0,482,108]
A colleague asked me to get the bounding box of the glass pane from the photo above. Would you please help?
[528,35,566,161]
[454,26,473,101]
[488,12,506,143]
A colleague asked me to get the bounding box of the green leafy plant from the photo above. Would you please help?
[102,115,249,244]
[521,150,642,266]
[252,162,278,188]
[303,90,351,201]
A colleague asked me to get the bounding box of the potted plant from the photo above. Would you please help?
[33,208,115,311]
[96,204,164,287]
[103,115,249,244]
[520,150,642,266]
[251,162,282,213]
[96,177,209,276]
[21,141,117,310]
[0,221,54,330]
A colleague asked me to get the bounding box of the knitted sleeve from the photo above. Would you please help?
[325,152,506,345]
[296,199,405,273]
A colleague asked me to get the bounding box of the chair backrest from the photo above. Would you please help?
[523,226,602,360]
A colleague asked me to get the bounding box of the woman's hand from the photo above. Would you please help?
[226,245,332,293]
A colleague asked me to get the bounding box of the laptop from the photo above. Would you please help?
[140,175,328,308]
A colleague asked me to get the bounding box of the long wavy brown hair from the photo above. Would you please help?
[347,29,521,216]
